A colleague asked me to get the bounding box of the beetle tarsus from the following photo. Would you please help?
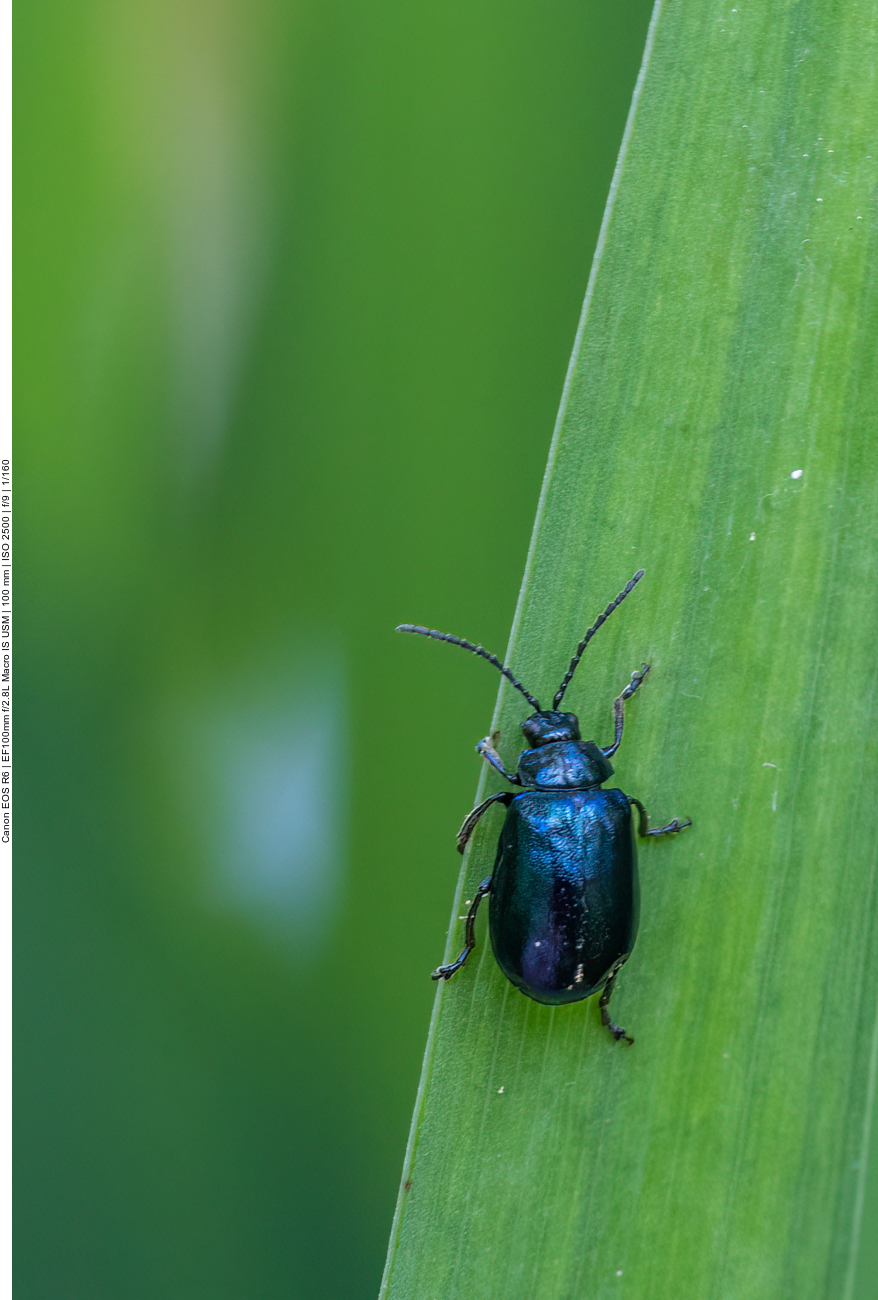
[622,662,651,700]
[605,1020,634,1046]
[647,817,692,836]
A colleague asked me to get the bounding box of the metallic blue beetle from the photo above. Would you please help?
[398,570,691,1043]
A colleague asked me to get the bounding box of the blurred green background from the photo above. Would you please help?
[18,0,656,1295]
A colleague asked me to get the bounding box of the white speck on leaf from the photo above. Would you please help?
[791,469,803,479]
[749,532,756,541]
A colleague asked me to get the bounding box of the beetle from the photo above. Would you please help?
[397,569,691,1043]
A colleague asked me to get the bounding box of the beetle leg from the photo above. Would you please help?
[432,876,492,981]
[629,796,692,837]
[602,663,651,757]
[599,966,634,1044]
[476,736,522,785]
[456,792,514,854]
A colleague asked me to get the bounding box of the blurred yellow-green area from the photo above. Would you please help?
[17,0,655,1295]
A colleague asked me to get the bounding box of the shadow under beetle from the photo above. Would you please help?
[397,569,691,1044]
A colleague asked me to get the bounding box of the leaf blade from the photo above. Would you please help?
[382,0,878,1295]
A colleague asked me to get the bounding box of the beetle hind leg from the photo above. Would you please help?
[629,796,692,837]
[599,964,634,1045]
[432,876,492,982]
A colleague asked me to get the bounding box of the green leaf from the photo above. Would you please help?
[380,1,878,1297]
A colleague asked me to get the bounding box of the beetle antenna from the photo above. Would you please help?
[552,570,645,709]
[396,625,542,711]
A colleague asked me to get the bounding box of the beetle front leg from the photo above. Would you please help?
[476,736,522,785]
[602,664,651,758]
[629,796,692,837]
[599,965,633,1044]
[456,792,514,854]
[432,875,492,981]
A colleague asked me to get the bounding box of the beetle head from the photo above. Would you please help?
[521,711,581,748]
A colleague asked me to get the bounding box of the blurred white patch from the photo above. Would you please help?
[186,647,346,951]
